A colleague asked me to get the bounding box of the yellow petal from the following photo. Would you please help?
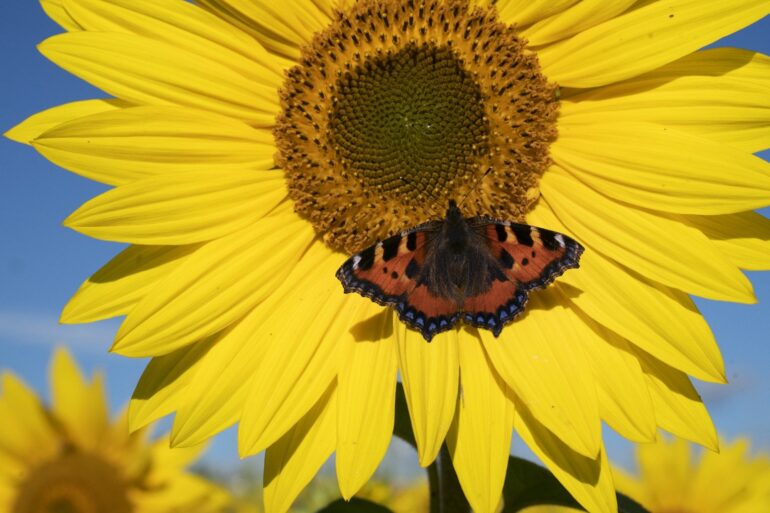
[481,291,601,459]
[396,325,459,467]
[263,384,337,513]
[633,350,718,451]
[149,434,206,476]
[41,0,82,30]
[558,303,656,443]
[0,373,59,462]
[523,0,635,46]
[541,169,755,303]
[0,451,24,485]
[610,466,649,509]
[33,106,278,186]
[562,48,770,153]
[514,402,617,513]
[112,209,313,356]
[680,211,770,271]
[128,338,215,432]
[529,203,726,383]
[170,319,264,447]
[238,275,367,457]
[61,244,198,324]
[196,0,330,61]
[50,347,108,450]
[64,169,287,245]
[553,121,770,215]
[537,0,770,88]
[445,331,514,513]
[63,0,285,87]
[495,0,579,27]
[336,309,398,500]
[690,439,757,510]
[169,241,337,447]
[39,32,278,125]
[129,472,227,511]
[633,437,693,509]
[5,98,126,145]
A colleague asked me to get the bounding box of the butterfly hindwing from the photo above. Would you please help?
[396,284,461,341]
[460,220,583,335]
[462,278,528,336]
[337,226,463,340]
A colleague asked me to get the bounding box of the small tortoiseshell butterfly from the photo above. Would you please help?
[336,200,584,341]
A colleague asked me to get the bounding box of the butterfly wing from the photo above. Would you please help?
[461,220,584,335]
[336,225,461,341]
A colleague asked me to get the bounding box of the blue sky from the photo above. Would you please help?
[0,3,768,476]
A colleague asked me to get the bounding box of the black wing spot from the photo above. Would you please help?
[531,250,536,258]
[391,271,399,279]
[383,266,388,274]
[358,246,375,271]
[522,257,529,266]
[490,264,507,282]
[539,230,560,251]
[495,224,508,242]
[405,258,421,279]
[406,231,418,251]
[511,224,534,247]
[500,249,515,269]
[382,236,401,261]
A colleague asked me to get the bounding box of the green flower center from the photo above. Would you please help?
[329,43,489,198]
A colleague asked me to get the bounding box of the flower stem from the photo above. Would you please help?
[428,445,471,513]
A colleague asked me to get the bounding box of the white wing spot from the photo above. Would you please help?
[554,234,565,247]
[352,255,362,269]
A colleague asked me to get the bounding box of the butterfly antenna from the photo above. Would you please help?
[457,167,493,209]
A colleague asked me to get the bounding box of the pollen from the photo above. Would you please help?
[274,0,559,253]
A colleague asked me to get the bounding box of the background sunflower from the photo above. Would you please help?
[0,347,231,513]
[522,436,770,513]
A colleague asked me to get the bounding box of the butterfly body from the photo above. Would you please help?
[336,201,583,341]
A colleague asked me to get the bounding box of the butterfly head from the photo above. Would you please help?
[442,200,471,252]
[446,199,462,218]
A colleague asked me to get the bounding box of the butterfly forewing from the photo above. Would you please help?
[479,221,583,291]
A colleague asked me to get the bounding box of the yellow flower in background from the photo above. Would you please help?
[615,437,770,513]
[524,436,770,513]
[0,348,231,513]
[6,1,770,512]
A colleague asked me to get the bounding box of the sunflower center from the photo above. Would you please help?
[275,0,559,253]
[329,43,488,198]
[13,451,132,513]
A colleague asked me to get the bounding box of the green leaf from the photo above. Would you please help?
[316,498,395,513]
[502,456,649,513]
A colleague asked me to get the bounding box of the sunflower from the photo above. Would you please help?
[615,437,770,513]
[0,347,231,513]
[7,1,770,512]
[523,436,770,513]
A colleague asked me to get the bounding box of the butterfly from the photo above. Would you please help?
[336,200,584,341]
